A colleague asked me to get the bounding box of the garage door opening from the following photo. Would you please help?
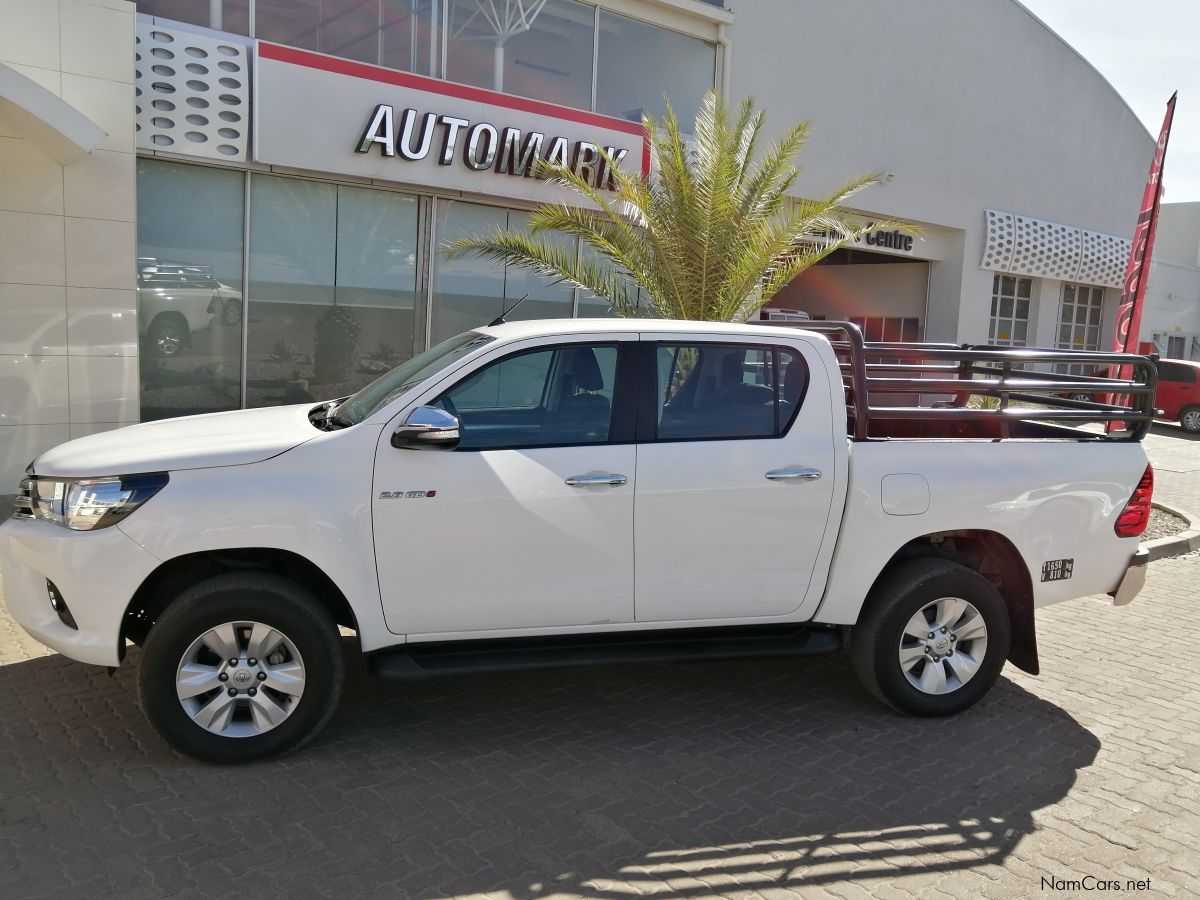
[762,248,930,341]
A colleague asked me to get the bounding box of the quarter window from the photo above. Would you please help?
[436,343,618,449]
[653,344,807,441]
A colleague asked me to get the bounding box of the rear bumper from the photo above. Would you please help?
[1109,548,1150,607]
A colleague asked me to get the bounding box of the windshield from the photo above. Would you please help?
[333,331,495,425]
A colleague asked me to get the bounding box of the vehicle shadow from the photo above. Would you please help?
[1151,422,1200,441]
[0,645,1098,899]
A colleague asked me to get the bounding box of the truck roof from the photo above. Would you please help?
[476,318,812,341]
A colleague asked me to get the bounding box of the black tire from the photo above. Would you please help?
[146,316,188,358]
[850,559,1011,717]
[1069,392,1092,403]
[222,299,241,328]
[138,573,344,763]
[1179,405,1200,434]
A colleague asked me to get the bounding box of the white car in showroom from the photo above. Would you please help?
[1,319,1155,762]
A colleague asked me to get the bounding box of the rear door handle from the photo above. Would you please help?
[765,467,822,482]
[565,473,628,486]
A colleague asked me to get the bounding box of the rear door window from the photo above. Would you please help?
[651,343,807,441]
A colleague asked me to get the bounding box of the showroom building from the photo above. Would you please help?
[0,0,1157,488]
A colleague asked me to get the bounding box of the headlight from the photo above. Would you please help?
[29,473,169,531]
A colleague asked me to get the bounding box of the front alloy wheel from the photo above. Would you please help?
[176,621,306,737]
[139,573,344,763]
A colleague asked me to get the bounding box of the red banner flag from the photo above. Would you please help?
[1106,93,1176,429]
[1114,92,1177,358]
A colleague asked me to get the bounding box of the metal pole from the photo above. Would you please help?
[239,172,252,409]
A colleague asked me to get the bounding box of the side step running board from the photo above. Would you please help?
[367,625,842,680]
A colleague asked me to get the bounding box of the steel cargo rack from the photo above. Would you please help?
[766,320,1157,442]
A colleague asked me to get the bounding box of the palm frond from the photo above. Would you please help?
[442,89,909,324]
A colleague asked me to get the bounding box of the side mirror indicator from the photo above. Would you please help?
[392,406,461,450]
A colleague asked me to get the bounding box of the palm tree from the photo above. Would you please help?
[445,90,910,322]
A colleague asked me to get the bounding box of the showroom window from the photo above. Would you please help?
[246,175,422,409]
[988,274,1033,347]
[137,161,425,418]
[136,159,246,421]
[430,200,576,344]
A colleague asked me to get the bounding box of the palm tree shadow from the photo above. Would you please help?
[0,647,1097,898]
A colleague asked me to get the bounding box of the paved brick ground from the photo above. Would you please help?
[1,432,1199,899]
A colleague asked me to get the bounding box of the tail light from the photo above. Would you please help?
[1115,464,1154,537]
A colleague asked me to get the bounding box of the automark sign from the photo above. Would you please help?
[254,43,647,202]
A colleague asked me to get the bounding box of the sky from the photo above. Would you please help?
[1020,0,1200,203]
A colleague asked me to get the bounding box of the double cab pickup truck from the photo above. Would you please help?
[0,319,1156,762]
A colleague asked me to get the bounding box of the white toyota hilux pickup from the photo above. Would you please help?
[0,319,1156,762]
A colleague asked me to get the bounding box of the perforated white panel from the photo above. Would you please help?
[135,20,250,162]
[1077,229,1129,288]
[982,210,1016,271]
[982,209,1131,289]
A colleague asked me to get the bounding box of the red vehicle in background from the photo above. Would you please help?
[1061,358,1200,433]
[1153,359,1200,433]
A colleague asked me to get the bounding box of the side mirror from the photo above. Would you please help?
[392,406,461,450]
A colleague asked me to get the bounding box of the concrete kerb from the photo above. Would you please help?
[1143,502,1200,561]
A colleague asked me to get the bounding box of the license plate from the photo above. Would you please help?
[1041,558,1074,582]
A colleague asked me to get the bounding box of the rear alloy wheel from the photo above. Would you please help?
[851,559,1011,716]
[139,573,344,763]
[222,299,242,328]
[1069,392,1092,403]
[1180,406,1200,434]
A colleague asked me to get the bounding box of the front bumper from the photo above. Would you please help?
[1109,548,1150,607]
[0,517,161,666]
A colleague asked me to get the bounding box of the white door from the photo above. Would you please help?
[634,337,838,622]
[373,339,636,636]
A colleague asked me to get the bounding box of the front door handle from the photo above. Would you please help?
[765,467,823,482]
[565,472,628,487]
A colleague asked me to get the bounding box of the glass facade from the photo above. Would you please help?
[597,10,716,122]
[246,176,423,408]
[132,3,718,416]
[446,0,595,109]
[136,160,245,421]
[136,162,624,418]
[137,1,716,120]
[431,201,575,344]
